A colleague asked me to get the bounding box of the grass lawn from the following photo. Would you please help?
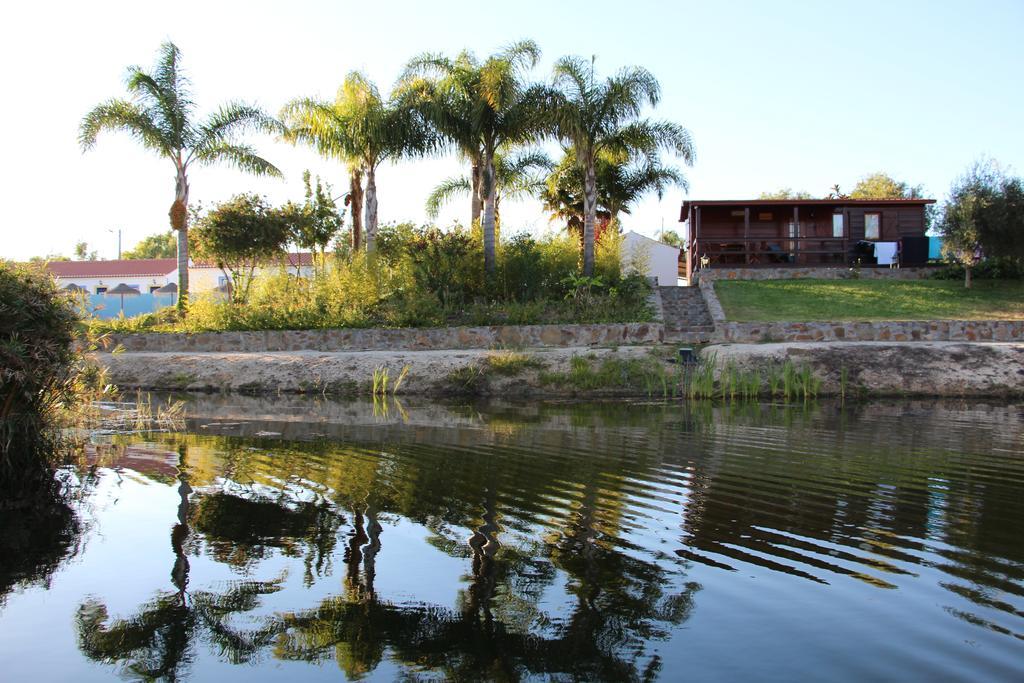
[714,279,1024,322]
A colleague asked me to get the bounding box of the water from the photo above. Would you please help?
[1,397,1023,681]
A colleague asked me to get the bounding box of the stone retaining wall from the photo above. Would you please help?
[698,280,727,325]
[716,319,1024,343]
[103,322,665,353]
[695,266,932,283]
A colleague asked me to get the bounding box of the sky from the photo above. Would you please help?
[1,0,1022,260]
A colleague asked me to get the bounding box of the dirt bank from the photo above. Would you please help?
[95,346,663,397]
[708,341,1024,397]
[94,342,1024,398]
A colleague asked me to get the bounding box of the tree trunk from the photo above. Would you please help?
[172,168,190,313]
[582,158,597,277]
[481,152,497,274]
[471,162,482,227]
[965,263,972,289]
[349,168,363,251]
[364,166,378,254]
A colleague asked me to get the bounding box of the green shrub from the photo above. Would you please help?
[1,262,83,504]
[405,225,484,305]
[90,225,655,333]
[929,256,1023,280]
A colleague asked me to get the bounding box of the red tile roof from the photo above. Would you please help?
[45,253,315,279]
[46,258,177,278]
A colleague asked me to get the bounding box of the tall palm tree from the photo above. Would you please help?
[549,57,695,275]
[80,42,283,311]
[542,146,685,236]
[280,90,364,252]
[425,148,552,224]
[399,41,548,274]
[282,72,431,253]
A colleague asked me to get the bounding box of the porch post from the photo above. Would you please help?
[694,206,702,275]
[843,206,851,263]
[744,207,751,265]
[793,205,800,264]
[686,204,693,281]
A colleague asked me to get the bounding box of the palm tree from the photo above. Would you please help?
[80,42,283,311]
[399,41,548,274]
[542,146,685,237]
[549,57,695,275]
[425,148,552,225]
[282,72,432,253]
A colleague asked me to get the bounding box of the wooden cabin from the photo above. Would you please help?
[679,198,936,280]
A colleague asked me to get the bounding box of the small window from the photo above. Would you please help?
[832,214,844,238]
[149,286,161,294]
[758,212,773,221]
[95,286,107,294]
[218,276,228,286]
[865,213,881,240]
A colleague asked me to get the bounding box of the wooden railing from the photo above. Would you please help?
[691,237,851,268]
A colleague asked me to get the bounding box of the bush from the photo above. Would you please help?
[0,262,82,504]
[929,256,1024,281]
[91,224,655,333]
[405,225,484,305]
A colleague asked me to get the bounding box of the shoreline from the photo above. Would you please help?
[95,341,1024,398]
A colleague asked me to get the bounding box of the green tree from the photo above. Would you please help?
[400,40,548,274]
[123,231,177,259]
[938,159,1024,288]
[849,172,923,199]
[549,57,694,275]
[282,73,432,254]
[80,42,283,312]
[190,194,290,303]
[758,188,813,200]
[542,146,684,239]
[73,242,98,260]
[660,230,684,248]
[281,171,345,275]
[425,148,552,224]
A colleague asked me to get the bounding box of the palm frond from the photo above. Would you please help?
[198,102,284,148]
[425,176,472,218]
[280,97,353,161]
[79,98,171,153]
[193,142,282,177]
[611,120,695,165]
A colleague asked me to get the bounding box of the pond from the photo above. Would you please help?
[1,397,1022,681]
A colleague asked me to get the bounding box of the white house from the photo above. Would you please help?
[46,253,315,295]
[621,231,681,286]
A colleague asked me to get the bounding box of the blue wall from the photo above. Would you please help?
[85,293,176,319]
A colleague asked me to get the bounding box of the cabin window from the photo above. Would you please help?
[832,214,844,238]
[758,212,773,221]
[95,286,107,294]
[865,213,881,240]
[730,210,744,217]
[149,286,161,294]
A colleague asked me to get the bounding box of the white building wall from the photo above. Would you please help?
[621,231,681,286]
[56,264,317,295]
[54,274,172,294]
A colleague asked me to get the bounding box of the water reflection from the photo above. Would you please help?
[3,398,1024,680]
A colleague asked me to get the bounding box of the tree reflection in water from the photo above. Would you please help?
[70,430,698,680]
[75,446,286,680]
[62,399,1024,679]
